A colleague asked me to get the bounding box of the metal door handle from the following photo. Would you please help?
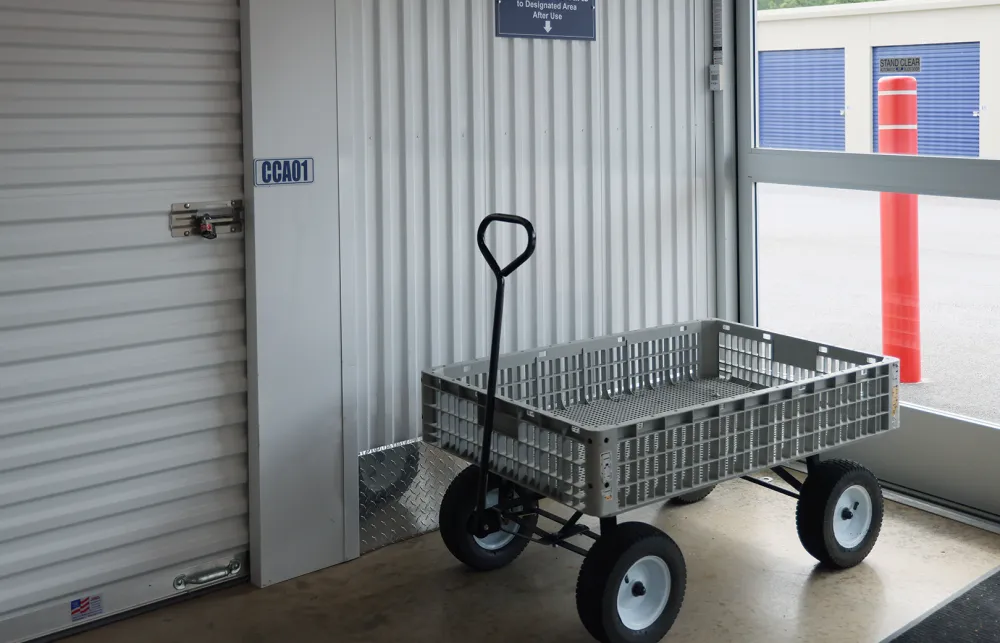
[173,559,241,590]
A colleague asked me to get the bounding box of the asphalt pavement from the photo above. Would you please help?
[756,183,1000,425]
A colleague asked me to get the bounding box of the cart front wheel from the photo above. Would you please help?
[796,459,883,569]
[438,465,538,571]
[576,522,686,643]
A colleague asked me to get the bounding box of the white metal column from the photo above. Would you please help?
[0,2,249,640]
[241,0,349,586]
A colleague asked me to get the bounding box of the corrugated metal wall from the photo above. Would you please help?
[335,0,717,451]
[0,1,248,638]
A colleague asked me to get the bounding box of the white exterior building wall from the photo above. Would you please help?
[758,0,1000,158]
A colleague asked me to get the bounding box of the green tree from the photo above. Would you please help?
[759,0,882,9]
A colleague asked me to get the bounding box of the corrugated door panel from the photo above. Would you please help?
[0,13,234,38]
[873,42,980,158]
[2,130,243,151]
[758,48,846,151]
[0,518,248,615]
[336,0,717,450]
[2,365,247,436]
[0,1,247,640]
[0,460,248,543]
[0,27,239,52]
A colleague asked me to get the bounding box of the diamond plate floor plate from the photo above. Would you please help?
[359,439,467,554]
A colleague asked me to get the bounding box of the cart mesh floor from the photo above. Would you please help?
[549,378,758,427]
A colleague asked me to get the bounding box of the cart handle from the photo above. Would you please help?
[477,214,536,279]
[472,214,535,539]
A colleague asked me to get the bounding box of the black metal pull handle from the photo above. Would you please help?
[472,214,535,537]
[477,214,536,278]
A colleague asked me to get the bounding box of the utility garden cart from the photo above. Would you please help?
[422,215,900,643]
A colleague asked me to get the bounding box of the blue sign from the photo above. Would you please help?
[254,157,314,187]
[495,0,597,41]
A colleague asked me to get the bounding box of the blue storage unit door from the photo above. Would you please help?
[873,42,980,157]
[758,48,846,151]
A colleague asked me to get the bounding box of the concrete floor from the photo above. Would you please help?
[69,479,1000,643]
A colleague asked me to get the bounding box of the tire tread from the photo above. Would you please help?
[439,465,536,571]
[576,522,685,643]
[796,459,883,568]
[670,485,715,505]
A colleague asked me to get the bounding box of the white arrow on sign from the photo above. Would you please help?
[544,20,552,33]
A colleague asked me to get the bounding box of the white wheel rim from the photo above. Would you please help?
[473,489,519,551]
[617,555,671,632]
[833,485,873,549]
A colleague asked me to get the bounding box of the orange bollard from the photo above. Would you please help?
[878,76,921,383]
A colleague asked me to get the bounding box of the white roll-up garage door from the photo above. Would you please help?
[0,1,248,640]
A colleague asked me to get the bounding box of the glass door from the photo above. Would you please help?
[736,0,1000,518]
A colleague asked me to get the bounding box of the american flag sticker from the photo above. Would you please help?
[70,595,103,622]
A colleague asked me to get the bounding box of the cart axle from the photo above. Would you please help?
[491,508,608,558]
[740,474,800,499]
[770,465,805,492]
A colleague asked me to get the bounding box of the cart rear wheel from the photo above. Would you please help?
[796,459,883,569]
[576,522,686,643]
[438,465,538,571]
[670,485,715,505]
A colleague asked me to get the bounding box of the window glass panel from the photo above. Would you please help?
[756,182,1000,424]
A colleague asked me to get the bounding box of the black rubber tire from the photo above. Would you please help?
[576,522,686,643]
[796,459,884,569]
[359,442,420,517]
[438,465,538,572]
[670,485,715,505]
